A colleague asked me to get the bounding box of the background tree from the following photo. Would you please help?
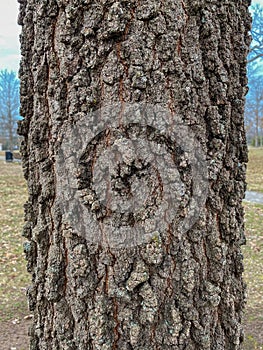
[247,4,263,65]
[245,4,263,146]
[18,1,251,349]
[0,69,20,151]
[245,74,263,146]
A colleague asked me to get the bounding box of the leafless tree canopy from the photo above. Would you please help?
[0,70,20,151]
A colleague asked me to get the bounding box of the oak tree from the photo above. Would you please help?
[18,1,251,349]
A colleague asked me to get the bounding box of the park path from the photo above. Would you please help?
[244,191,263,205]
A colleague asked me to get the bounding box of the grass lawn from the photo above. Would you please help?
[0,148,262,348]
[0,162,29,321]
[247,147,263,193]
[243,202,263,350]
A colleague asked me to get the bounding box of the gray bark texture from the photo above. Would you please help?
[18,0,251,349]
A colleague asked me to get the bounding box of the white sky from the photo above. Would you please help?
[0,0,20,73]
[0,0,262,74]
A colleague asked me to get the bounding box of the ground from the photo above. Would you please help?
[246,147,263,193]
[0,148,262,349]
[0,157,31,350]
[1,319,31,350]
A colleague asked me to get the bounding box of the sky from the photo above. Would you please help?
[0,0,263,74]
[0,1,20,73]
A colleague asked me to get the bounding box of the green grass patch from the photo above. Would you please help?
[247,147,263,193]
[243,334,262,350]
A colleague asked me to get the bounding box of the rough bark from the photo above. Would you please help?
[18,0,251,349]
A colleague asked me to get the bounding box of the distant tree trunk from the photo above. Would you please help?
[7,109,14,151]
[260,117,263,147]
[0,69,20,151]
[255,109,259,147]
[18,1,251,349]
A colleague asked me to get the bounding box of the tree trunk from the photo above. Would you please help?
[18,1,251,349]
[7,109,14,152]
[255,109,259,147]
[260,117,263,147]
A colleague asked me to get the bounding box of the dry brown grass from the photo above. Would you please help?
[0,162,29,321]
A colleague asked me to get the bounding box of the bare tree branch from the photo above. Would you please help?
[247,53,263,63]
